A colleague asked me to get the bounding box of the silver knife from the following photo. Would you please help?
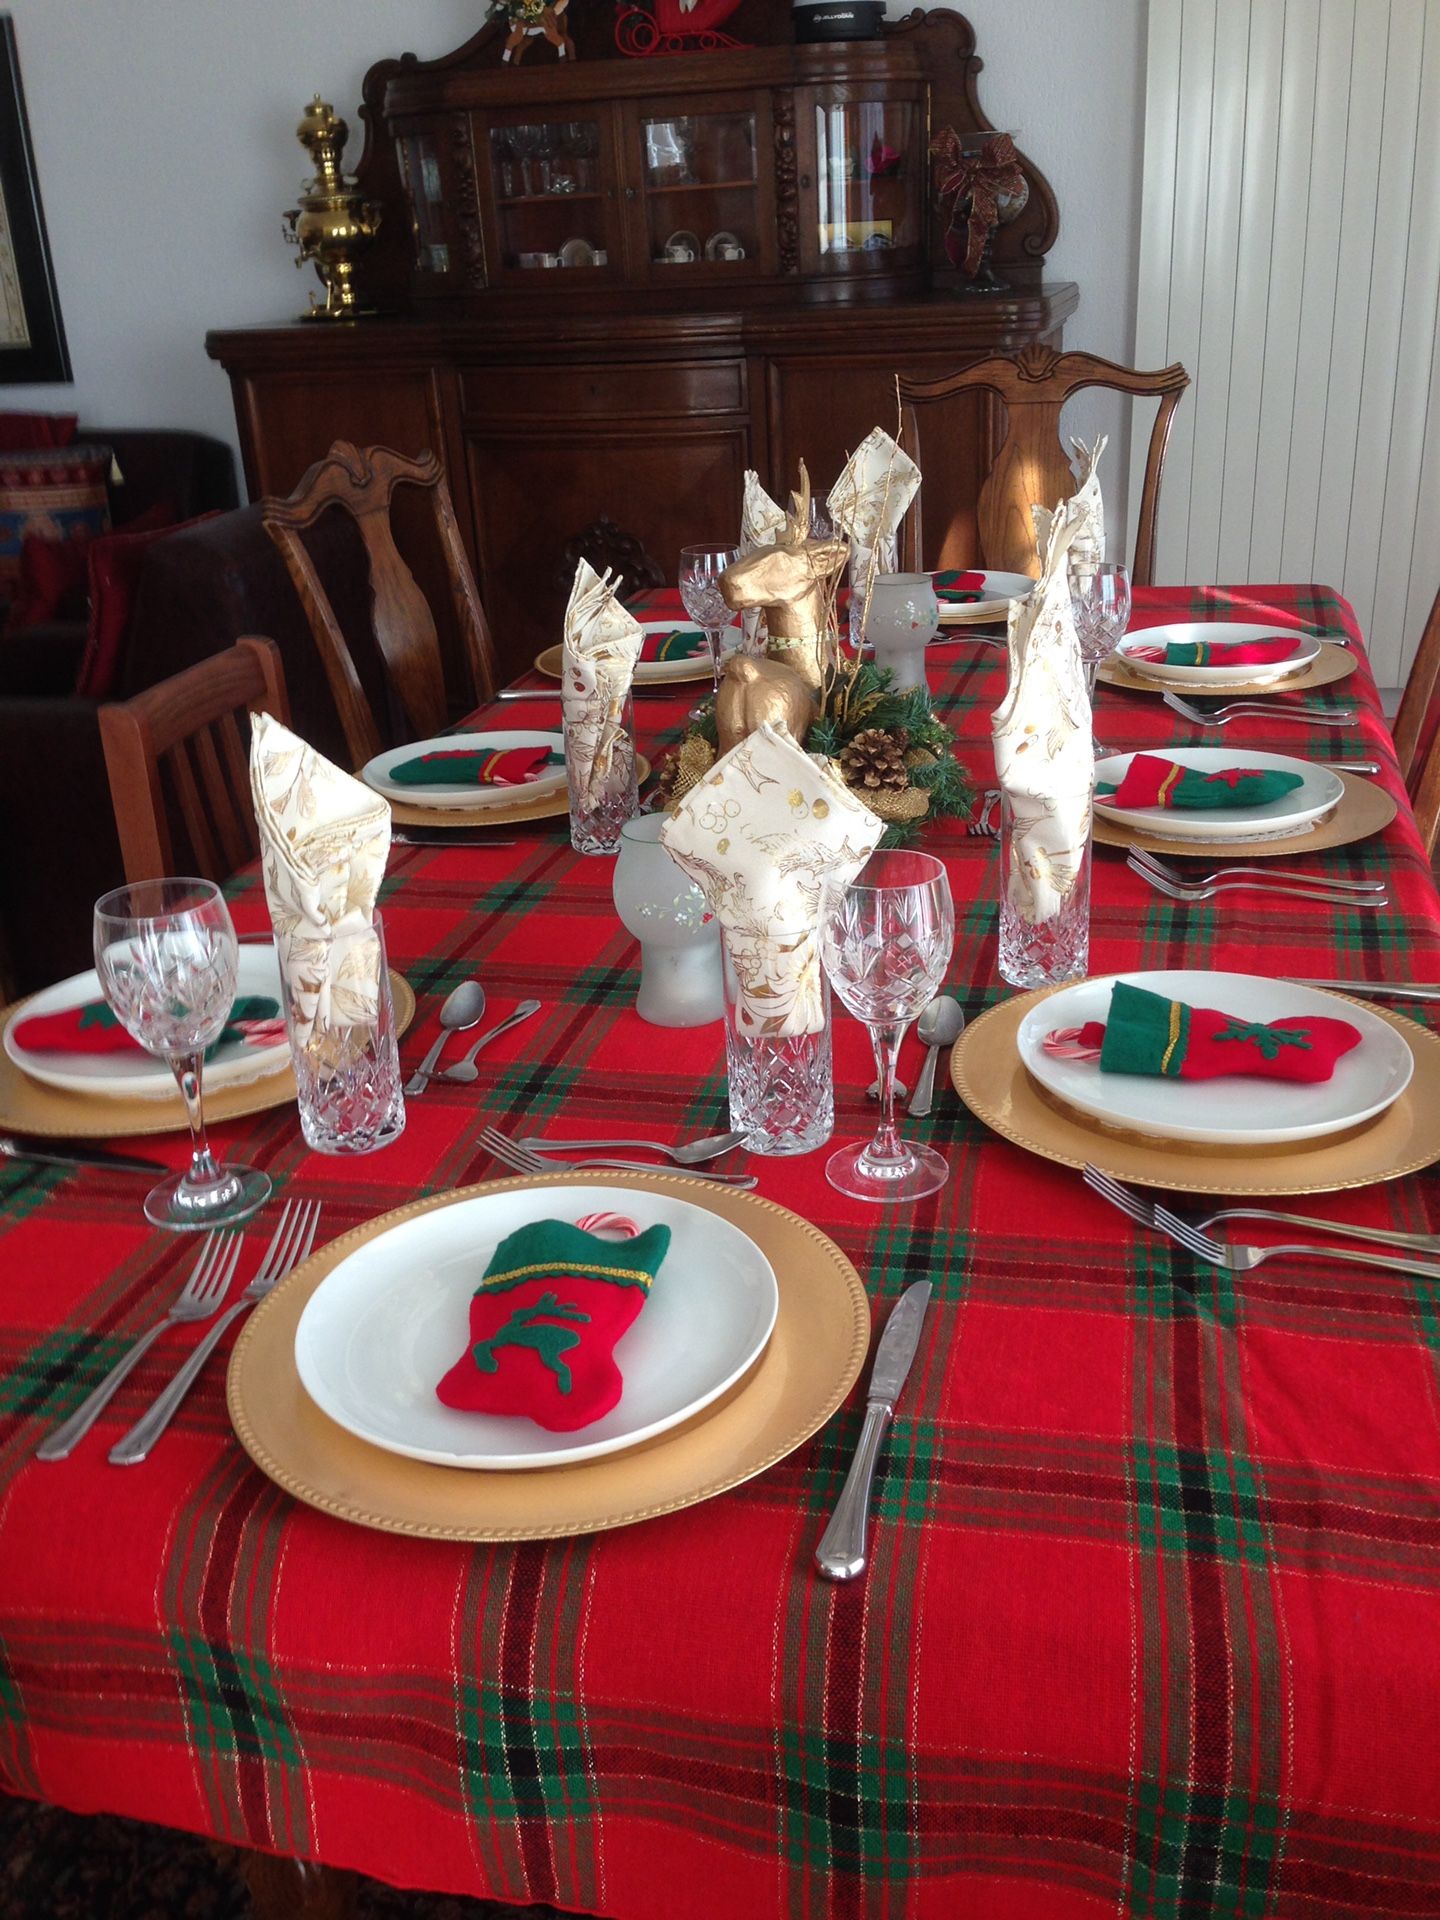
[1287,979,1440,1003]
[0,1136,167,1175]
[815,1280,931,1582]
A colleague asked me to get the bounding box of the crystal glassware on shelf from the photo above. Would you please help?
[679,544,740,691]
[93,878,272,1230]
[511,125,542,197]
[818,850,955,1203]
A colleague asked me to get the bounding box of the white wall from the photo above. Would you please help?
[4,0,1147,529]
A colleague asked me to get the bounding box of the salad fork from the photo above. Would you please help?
[37,1232,242,1460]
[1083,1164,1440,1258]
[1126,855,1387,908]
[1128,846,1386,897]
[108,1199,323,1465]
[516,1130,746,1165]
[1162,690,1357,728]
[480,1127,758,1188]
[1150,1200,1440,1283]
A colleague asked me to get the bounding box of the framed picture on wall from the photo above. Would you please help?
[0,15,69,383]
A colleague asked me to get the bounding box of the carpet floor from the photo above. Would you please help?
[1,1793,575,1920]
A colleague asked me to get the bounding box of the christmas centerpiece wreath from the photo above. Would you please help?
[656,465,972,840]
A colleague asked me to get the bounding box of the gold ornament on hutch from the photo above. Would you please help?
[282,96,383,321]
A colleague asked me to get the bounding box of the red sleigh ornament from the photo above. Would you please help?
[615,0,748,57]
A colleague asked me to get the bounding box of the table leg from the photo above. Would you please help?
[210,1841,359,1919]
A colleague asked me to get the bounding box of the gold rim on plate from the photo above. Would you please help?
[951,982,1440,1195]
[1097,640,1356,697]
[1093,768,1395,859]
[378,756,650,830]
[228,1171,871,1541]
[535,641,713,687]
[0,972,415,1140]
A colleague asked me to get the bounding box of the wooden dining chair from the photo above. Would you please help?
[98,637,289,885]
[898,346,1191,585]
[1392,582,1440,856]
[261,440,496,767]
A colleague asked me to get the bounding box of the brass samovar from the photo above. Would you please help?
[282,95,382,320]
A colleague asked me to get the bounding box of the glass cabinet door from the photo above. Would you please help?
[486,112,615,279]
[635,104,764,274]
[804,96,923,276]
[398,128,461,281]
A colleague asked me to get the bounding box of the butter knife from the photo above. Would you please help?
[1286,979,1440,1003]
[815,1280,931,1582]
[0,1136,167,1175]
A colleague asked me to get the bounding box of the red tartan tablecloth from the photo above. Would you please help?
[4,585,1440,1920]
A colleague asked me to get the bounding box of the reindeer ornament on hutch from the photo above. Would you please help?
[492,0,575,64]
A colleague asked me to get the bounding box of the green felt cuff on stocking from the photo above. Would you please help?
[435,1218,672,1432]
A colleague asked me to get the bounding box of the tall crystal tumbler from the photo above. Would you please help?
[279,913,405,1153]
[997,794,1092,989]
[722,933,834,1155]
[565,685,638,856]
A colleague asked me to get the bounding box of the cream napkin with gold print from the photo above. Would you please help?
[1032,434,1107,562]
[660,722,884,1038]
[249,711,390,1054]
[562,559,641,806]
[739,470,788,653]
[827,426,922,622]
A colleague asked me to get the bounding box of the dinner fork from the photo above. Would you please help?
[107,1199,323,1465]
[36,1232,243,1460]
[1126,854,1388,908]
[479,1127,758,1189]
[516,1130,746,1165]
[1161,690,1357,728]
[1127,847,1386,896]
[1083,1164,1440,1259]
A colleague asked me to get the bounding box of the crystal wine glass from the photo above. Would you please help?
[93,878,272,1231]
[1070,560,1132,702]
[679,544,739,691]
[818,849,955,1203]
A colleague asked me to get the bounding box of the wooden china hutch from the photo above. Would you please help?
[208,7,1078,682]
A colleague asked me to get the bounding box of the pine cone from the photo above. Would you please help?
[840,727,911,793]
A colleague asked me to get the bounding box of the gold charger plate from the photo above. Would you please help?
[379,756,649,830]
[0,971,415,1140]
[535,641,711,687]
[1097,639,1356,697]
[1093,769,1395,859]
[228,1171,871,1541]
[951,983,1440,1196]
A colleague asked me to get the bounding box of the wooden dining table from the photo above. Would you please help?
[3,582,1440,1920]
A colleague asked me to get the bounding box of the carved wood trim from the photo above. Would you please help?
[449,113,487,287]
[773,92,799,277]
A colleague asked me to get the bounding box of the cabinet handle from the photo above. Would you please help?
[624,186,637,201]
[801,173,812,190]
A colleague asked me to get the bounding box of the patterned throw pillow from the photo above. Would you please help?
[0,446,112,616]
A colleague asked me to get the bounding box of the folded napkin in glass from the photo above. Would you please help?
[12,995,283,1059]
[932,568,989,604]
[1128,635,1302,667]
[1097,753,1304,811]
[1044,980,1361,1082]
[640,627,708,663]
[387,745,564,788]
[436,1212,671,1431]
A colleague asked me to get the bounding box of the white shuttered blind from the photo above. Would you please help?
[1131,0,1440,685]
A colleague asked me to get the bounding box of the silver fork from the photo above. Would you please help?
[1150,1200,1440,1282]
[1083,1163,1440,1258]
[1126,855,1388,908]
[1162,690,1357,728]
[36,1232,243,1460]
[516,1130,746,1165]
[1128,846,1385,896]
[107,1199,323,1465]
[480,1127,758,1189]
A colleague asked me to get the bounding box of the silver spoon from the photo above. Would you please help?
[440,999,542,1083]
[515,1129,746,1165]
[908,995,966,1118]
[404,980,487,1095]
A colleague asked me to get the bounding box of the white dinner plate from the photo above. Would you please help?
[1093,748,1343,842]
[362,732,567,811]
[635,619,727,682]
[1114,623,1320,686]
[934,570,1034,625]
[5,941,288,1101]
[293,1182,780,1470]
[1018,970,1414,1147]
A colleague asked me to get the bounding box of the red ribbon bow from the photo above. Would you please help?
[930,128,1026,276]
